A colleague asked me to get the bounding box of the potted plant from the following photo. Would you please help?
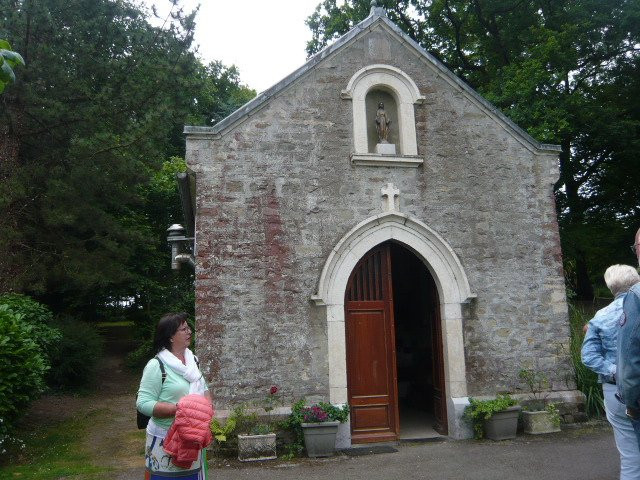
[518,369,561,434]
[236,386,280,461]
[463,394,521,440]
[288,400,349,457]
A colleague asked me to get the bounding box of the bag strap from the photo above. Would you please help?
[155,356,166,384]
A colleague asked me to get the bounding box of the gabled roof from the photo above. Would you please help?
[184,6,560,154]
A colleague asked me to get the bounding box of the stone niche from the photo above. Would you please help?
[365,88,399,154]
[342,64,426,167]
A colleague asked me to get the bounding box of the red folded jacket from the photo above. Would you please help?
[163,394,214,468]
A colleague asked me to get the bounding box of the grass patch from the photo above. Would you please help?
[0,413,111,480]
[95,320,134,327]
[124,429,147,455]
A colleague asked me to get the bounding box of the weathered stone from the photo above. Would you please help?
[185,11,575,443]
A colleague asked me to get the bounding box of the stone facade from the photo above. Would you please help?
[185,10,578,441]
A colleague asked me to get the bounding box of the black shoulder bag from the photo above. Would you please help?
[136,356,166,429]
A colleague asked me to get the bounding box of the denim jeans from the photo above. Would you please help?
[605,383,640,479]
[631,416,640,452]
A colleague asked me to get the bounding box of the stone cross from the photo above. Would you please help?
[381,182,399,211]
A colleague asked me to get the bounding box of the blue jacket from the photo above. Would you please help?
[581,293,625,384]
[617,283,640,409]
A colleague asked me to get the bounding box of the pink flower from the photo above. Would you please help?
[270,385,279,395]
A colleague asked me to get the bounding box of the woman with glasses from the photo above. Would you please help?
[582,265,640,480]
[137,312,211,480]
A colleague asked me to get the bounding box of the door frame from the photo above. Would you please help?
[311,212,475,443]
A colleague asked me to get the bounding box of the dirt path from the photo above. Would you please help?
[21,325,145,475]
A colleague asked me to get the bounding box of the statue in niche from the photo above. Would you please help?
[375,102,391,143]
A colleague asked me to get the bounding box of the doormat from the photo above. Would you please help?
[342,445,398,456]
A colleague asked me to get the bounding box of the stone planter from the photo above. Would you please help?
[237,433,277,461]
[522,410,561,434]
[301,421,340,457]
[484,405,521,441]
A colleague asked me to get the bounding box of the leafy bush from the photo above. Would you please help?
[463,394,518,439]
[0,294,61,364]
[46,317,104,391]
[0,305,49,435]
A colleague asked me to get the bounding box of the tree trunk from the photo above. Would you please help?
[558,135,593,301]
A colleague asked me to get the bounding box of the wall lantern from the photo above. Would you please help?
[167,223,195,270]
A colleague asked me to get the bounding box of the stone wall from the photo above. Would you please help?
[186,22,572,410]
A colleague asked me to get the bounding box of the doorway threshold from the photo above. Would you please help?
[342,444,399,456]
[399,435,446,444]
[398,409,446,442]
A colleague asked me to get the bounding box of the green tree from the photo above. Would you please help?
[306,0,640,298]
[189,61,256,126]
[0,0,255,320]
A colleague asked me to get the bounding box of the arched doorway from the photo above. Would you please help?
[312,211,474,443]
[344,241,446,443]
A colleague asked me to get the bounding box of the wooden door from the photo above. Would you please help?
[345,244,399,443]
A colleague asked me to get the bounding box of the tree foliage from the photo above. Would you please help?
[0,0,254,320]
[307,0,640,298]
[46,316,104,391]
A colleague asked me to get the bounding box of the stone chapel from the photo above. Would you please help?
[183,5,582,444]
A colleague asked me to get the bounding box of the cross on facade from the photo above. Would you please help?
[381,182,400,211]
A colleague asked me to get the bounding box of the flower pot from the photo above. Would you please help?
[301,421,340,457]
[237,433,277,461]
[484,405,521,441]
[522,410,561,434]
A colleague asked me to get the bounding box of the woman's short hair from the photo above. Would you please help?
[604,264,640,296]
[154,312,189,353]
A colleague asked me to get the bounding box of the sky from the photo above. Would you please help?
[145,0,327,93]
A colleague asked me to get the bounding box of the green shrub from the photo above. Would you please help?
[0,294,53,324]
[211,415,237,443]
[545,403,562,428]
[0,294,61,364]
[0,305,49,435]
[463,394,518,439]
[46,318,104,391]
[569,304,604,417]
